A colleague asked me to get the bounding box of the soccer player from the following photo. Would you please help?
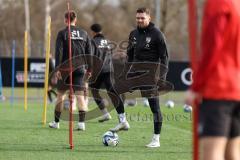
[90,23,127,123]
[89,24,111,122]
[49,10,92,131]
[186,0,240,159]
[110,7,169,148]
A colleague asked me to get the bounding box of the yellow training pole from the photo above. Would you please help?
[42,17,51,125]
[24,31,28,111]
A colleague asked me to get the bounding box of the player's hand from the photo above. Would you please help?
[50,71,60,85]
[56,71,62,80]
[185,90,201,107]
[84,71,92,82]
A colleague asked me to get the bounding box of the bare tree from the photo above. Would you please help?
[0,0,205,61]
[160,0,167,32]
[155,0,161,29]
[44,0,63,55]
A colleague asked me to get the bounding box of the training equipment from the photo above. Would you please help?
[125,99,137,107]
[42,17,51,125]
[63,99,70,110]
[24,31,28,111]
[0,59,3,99]
[102,131,119,146]
[11,40,16,105]
[188,0,199,159]
[0,59,4,101]
[165,100,175,108]
[183,104,193,112]
[63,97,77,111]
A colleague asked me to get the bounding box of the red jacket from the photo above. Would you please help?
[192,0,240,100]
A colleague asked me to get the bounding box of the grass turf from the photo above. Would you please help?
[0,96,192,160]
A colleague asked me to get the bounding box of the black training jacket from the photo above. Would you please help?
[91,34,111,73]
[55,25,92,73]
[127,22,168,66]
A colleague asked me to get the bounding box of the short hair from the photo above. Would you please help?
[64,10,77,23]
[136,7,150,15]
[90,23,102,33]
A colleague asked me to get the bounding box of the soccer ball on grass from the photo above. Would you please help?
[165,100,175,108]
[102,131,119,146]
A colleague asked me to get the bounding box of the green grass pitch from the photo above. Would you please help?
[0,90,192,160]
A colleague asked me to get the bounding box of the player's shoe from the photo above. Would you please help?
[76,122,85,131]
[49,121,59,129]
[109,121,130,132]
[98,114,112,123]
[143,98,150,107]
[0,95,6,101]
[146,135,160,148]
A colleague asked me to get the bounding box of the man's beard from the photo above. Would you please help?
[137,22,148,28]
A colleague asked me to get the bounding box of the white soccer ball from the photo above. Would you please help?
[165,100,175,108]
[63,98,77,111]
[102,131,119,146]
[183,104,192,112]
[125,99,137,107]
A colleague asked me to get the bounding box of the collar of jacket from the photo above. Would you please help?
[137,22,155,33]
[94,33,105,38]
[65,25,76,28]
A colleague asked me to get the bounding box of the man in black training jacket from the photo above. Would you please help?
[110,7,168,148]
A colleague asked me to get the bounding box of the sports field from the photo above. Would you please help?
[0,88,192,160]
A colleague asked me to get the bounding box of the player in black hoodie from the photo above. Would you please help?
[90,24,126,123]
[110,7,169,148]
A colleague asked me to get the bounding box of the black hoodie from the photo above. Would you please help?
[127,22,168,66]
[55,25,92,74]
[91,33,111,73]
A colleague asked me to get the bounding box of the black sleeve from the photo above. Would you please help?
[85,35,93,71]
[157,32,169,67]
[49,58,55,73]
[86,35,92,55]
[91,39,101,58]
[90,39,97,56]
[55,31,63,68]
[126,32,134,62]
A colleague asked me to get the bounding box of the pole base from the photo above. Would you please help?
[69,144,74,150]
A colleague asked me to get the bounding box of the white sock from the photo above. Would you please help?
[153,134,160,141]
[78,122,85,126]
[102,113,111,118]
[101,108,109,115]
[118,113,126,123]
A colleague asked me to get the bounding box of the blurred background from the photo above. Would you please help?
[0,0,204,60]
